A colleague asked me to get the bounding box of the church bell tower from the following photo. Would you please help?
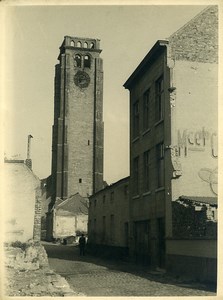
[51,36,104,201]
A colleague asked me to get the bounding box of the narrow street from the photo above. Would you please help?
[43,242,216,297]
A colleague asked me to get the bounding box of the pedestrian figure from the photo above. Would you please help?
[79,234,86,256]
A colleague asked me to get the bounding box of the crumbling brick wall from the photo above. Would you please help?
[169,6,218,63]
[33,187,42,241]
[172,200,217,238]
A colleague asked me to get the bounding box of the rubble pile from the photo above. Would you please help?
[4,240,80,297]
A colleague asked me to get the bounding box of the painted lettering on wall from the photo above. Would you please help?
[178,127,217,158]
[198,167,218,195]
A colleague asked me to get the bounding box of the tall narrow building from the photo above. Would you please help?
[51,36,104,203]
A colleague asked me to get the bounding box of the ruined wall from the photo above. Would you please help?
[172,200,217,238]
[4,162,41,243]
[169,6,218,63]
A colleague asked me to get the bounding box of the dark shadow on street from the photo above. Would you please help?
[42,242,216,293]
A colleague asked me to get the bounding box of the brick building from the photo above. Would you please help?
[50,36,104,204]
[88,177,130,258]
[46,36,104,239]
[124,5,218,278]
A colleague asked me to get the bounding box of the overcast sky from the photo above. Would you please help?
[3,4,207,184]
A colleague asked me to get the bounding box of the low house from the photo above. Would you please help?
[46,193,88,242]
[3,160,42,243]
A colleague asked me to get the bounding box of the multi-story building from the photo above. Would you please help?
[88,177,130,258]
[124,5,218,277]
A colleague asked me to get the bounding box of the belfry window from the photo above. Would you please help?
[77,41,82,47]
[71,40,75,47]
[84,42,88,48]
[75,54,81,67]
[84,55,91,68]
[90,42,94,49]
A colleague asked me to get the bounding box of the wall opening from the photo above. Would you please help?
[84,55,91,68]
[75,54,81,67]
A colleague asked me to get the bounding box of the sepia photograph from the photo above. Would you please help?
[1,1,221,297]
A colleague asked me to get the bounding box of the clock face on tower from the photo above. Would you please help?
[74,71,90,88]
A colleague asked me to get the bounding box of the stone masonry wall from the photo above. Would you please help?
[33,187,42,241]
[169,6,218,63]
[172,200,217,238]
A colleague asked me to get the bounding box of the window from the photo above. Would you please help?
[156,143,164,188]
[133,156,139,195]
[143,150,150,192]
[93,218,96,239]
[110,215,114,242]
[124,185,128,196]
[90,42,94,49]
[84,42,88,48]
[102,216,106,241]
[133,101,139,138]
[84,55,91,68]
[77,41,82,47]
[94,199,97,207]
[71,40,75,47]
[103,195,106,204]
[143,89,150,130]
[110,191,114,203]
[155,76,164,121]
[75,54,81,67]
[79,178,82,183]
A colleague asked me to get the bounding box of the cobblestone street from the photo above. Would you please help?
[44,242,216,297]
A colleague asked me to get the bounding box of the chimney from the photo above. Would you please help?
[25,134,33,169]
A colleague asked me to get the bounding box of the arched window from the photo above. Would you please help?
[90,42,94,49]
[84,42,88,48]
[71,40,75,47]
[75,54,81,67]
[84,55,91,68]
[77,41,82,48]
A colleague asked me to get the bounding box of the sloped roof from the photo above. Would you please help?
[123,40,168,89]
[55,193,88,215]
[90,176,130,198]
[179,195,217,206]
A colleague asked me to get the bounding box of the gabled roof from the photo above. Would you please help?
[89,176,130,198]
[55,193,88,215]
[123,40,168,90]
